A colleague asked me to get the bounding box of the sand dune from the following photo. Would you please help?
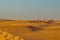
[0,19,60,40]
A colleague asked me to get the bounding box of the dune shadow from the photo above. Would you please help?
[28,26,43,31]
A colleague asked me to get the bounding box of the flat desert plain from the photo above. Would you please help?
[0,19,60,40]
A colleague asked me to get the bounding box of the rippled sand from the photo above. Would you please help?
[0,30,24,40]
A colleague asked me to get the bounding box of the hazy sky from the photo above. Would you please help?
[0,0,60,20]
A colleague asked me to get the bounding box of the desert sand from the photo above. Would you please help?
[0,19,60,40]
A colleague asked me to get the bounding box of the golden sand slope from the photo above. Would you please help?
[0,30,24,40]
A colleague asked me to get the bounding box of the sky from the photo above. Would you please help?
[0,0,60,20]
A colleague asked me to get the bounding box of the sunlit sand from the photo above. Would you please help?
[0,19,60,40]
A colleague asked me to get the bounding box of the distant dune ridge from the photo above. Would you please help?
[0,19,60,40]
[0,19,15,22]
